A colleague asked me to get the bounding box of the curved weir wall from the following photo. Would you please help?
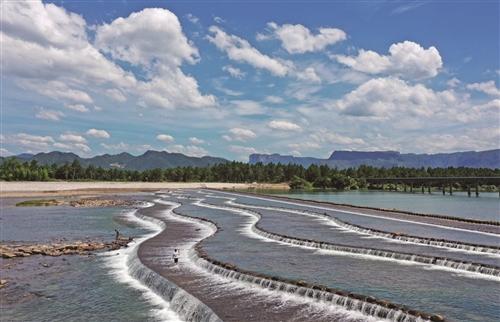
[210,189,500,226]
[167,206,445,322]
[128,208,222,322]
[197,201,500,279]
[218,197,500,256]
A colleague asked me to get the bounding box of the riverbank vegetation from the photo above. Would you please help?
[1,158,498,191]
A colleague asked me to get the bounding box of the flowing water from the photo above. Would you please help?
[266,190,500,221]
[2,190,499,322]
[203,196,500,266]
[165,191,500,322]
[225,193,500,246]
[0,197,180,322]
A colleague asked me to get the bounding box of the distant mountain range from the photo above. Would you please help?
[250,149,500,169]
[4,149,499,170]
[4,150,228,171]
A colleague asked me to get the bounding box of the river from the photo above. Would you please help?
[0,196,181,322]
[266,190,500,221]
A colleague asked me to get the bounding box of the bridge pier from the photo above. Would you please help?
[364,177,499,197]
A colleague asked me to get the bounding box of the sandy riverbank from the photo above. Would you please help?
[0,181,289,197]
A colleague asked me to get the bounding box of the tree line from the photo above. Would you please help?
[1,158,498,190]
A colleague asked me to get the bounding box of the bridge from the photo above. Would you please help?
[364,176,500,197]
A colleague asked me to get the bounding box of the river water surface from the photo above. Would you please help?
[0,196,180,322]
[267,190,500,221]
[2,191,499,322]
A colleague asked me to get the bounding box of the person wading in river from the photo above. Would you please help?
[172,249,180,264]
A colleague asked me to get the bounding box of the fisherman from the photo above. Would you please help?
[114,229,120,240]
[172,248,180,264]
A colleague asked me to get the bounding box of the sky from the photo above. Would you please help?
[1,0,499,161]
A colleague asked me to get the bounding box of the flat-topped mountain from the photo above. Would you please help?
[7,150,228,171]
[250,149,500,169]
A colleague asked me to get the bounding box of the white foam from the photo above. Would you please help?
[101,207,183,322]
[215,195,500,257]
[193,199,500,281]
[159,202,385,322]
[214,190,500,238]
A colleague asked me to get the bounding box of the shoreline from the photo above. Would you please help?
[0,181,289,197]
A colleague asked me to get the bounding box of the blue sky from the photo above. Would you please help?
[2,0,499,160]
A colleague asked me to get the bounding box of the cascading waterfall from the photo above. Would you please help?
[125,206,222,322]
[195,199,500,279]
[251,225,500,278]
[215,196,500,256]
[166,203,441,322]
[191,256,433,322]
[203,189,499,226]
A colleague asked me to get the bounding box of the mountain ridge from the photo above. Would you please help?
[5,150,228,171]
[250,149,500,169]
[4,149,499,170]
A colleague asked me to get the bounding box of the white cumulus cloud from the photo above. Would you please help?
[65,103,89,113]
[59,133,87,144]
[208,26,321,83]
[259,22,346,54]
[95,8,216,109]
[35,109,64,121]
[466,81,500,98]
[9,133,54,152]
[222,65,246,78]
[207,26,290,76]
[333,41,443,79]
[334,77,458,118]
[54,142,91,153]
[189,137,205,145]
[268,120,302,131]
[95,8,199,68]
[86,129,110,139]
[224,128,257,142]
[156,134,175,143]
[2,1,215,112]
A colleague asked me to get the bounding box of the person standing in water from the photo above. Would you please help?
[172,249,180,264]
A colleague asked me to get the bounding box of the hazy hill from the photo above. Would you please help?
[7,150,228,170]
[249,149,500,169]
